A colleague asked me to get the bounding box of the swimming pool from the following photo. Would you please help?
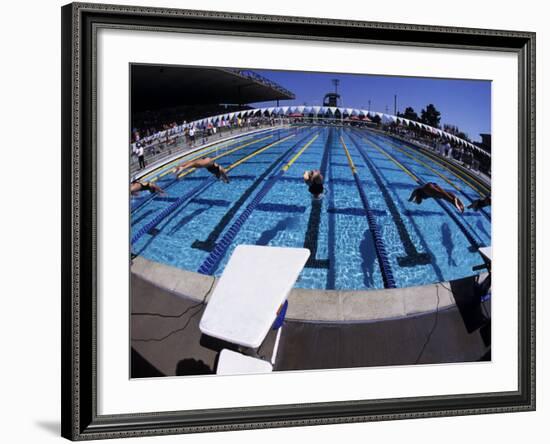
[131,126,491,290]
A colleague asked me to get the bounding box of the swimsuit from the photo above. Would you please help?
[308,182,324,197]
[142,183,156,193]
[206,163,222,178]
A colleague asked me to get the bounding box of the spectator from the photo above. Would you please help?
[135,143,146,169]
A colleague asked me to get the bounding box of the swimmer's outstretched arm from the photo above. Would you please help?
[219,168,230,184]
[441,190,464,212]
[174,160,193,174]
[467,195,491,210]
[408,188,419,202]
[149,183,165,195]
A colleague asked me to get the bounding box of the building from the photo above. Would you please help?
[474,133,492,153]
[131,65,295,133]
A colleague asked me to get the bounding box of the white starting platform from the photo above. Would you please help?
[478,246,492,271]
[216,349,273,375]
[478,246,492,263]
[200,245,310,349]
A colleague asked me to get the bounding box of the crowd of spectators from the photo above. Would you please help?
[383,122,491,176]
[130,110,491,178]
[130,115,284,171]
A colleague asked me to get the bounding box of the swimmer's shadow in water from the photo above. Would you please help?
[396,252,431,267]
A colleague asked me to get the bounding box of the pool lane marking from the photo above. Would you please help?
[196,130,319,274]
[379,134,490,196]
[132,133,285,214]
[300,130,330,270]
[341,136,357,173]
[282,134,320,171]
[379,133,489,195]
[346,132,443,275]
[340,136,397,288]
[141,133,255,180]
[132,132,294,214]
[326,129,337,289]
[191,131,312,253]
[356,134,485,249]
[361,132,491,222]
[191,130,316,252]
[133,133,296,233]
[224,133,296,172]
[173,134,277,179]
[361,137,420,182]
[415,145,491,195]
[364,135,462,192]
[141,130,278,181]
[362,133,491,225]
[131,176,219,245]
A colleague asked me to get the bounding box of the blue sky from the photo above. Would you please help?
[251,69,491,143]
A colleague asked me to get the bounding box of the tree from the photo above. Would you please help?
[443,123,470,142]
[420,104,441,128]
[372,114,382,125]
[399,106,419,122]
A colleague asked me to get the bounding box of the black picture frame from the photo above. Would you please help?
[61,2,536,440]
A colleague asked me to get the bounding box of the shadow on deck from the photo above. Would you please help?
[130,273,490,378]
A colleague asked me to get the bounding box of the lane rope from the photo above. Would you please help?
[340,135,397,289]
[131,133,297,246]
[197,131,320,275]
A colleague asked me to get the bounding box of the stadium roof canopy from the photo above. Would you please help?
[131,65,295,112]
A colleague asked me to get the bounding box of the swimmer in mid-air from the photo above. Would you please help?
[173,157,229,183]
[130,180,165,196]
[303,169,324,199]
[467,195,491,211]
[408,182,464,213]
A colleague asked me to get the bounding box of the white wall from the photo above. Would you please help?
[0,0,546,442]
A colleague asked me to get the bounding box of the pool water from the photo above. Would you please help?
[131,126,491,290]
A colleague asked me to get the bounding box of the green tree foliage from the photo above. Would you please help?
[398,106,420,122]
[420,104,441,128]
[443,123,470,142]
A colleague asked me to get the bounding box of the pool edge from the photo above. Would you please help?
[130,256,478,323]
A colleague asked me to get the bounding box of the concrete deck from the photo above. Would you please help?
[130,261,491,378]
[131,257,466,322]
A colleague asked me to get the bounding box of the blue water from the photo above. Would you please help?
[131,126,491,290]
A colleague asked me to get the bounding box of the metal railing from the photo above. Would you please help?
[130,119,288,175]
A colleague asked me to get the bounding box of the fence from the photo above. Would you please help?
[130,119,288,175]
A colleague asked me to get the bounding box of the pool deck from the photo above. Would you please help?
[131,257,491,377]
[131,257,461,322]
